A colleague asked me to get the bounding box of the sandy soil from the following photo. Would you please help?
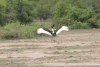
[0,29,100,67]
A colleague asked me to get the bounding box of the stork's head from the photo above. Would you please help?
[49,24,54,28]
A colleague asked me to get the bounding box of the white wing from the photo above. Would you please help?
[56,26,69,34]
[37,28,52,36]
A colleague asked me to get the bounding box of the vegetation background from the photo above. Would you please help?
[0,0,100,39]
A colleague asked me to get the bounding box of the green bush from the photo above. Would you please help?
[69,21,90,29]
[0,4,6,26]
[3,0,34,24]
[0,21,40,39]
[53,0,100,29]
[14,0,34,24]
[0,0,100,30]
[36,6,51,20]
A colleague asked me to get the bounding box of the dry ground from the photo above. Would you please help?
[0,29,100,67]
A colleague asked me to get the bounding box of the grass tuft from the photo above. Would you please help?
[55,45,94,50]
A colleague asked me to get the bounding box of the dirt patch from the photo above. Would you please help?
[0,29,100,67]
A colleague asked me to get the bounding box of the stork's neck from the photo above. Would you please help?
[52,28,54,33]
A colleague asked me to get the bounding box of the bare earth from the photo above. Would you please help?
[0,29,100,67]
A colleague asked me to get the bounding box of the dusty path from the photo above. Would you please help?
[0,29,100,67]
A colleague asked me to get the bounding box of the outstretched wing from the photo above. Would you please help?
[55,26,69,35]
[37,27,52,36]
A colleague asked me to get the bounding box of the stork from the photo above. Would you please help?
[37,24,69,36]
[37,24,69,42]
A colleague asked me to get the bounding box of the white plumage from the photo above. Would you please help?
[56,26,69,34]
[37,28,52,36]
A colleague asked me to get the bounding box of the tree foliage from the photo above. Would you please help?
[14,0,34,24]
[3,0,34,24]
[0,0,100,29]
[0,4,6,26]
[53,0,100,29]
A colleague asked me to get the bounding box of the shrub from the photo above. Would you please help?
[0,4,6,26]
[14,0,34,24]
[53,0,100,29]
[69,21,90,29]
[36,6,51,20]
[0,21,40,39]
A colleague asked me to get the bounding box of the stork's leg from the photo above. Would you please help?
[51,37,53,43]
[51,37,55,43]
[54,37,56,43]
[51,37,52,43]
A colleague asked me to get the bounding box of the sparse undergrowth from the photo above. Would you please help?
[0,21,51,40]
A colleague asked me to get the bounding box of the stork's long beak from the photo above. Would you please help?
[49,25,53,28]
[49,26,52,28]
[49,24,54,28]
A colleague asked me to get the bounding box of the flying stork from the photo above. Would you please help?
[37,24,69,36]
[37,24,69,43]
